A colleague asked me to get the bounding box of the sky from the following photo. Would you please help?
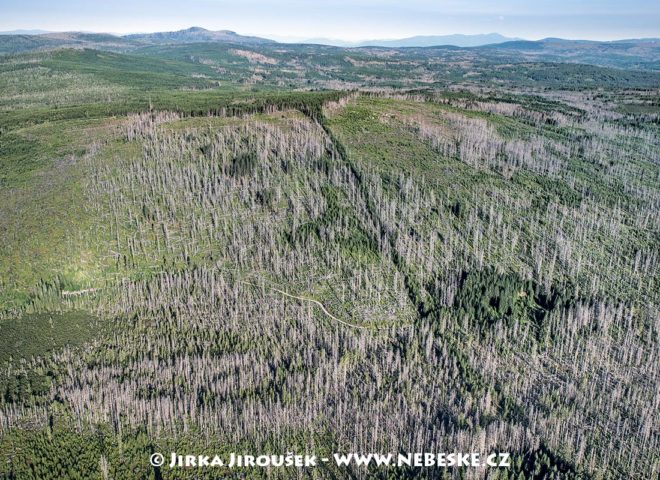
[0,0,658,41]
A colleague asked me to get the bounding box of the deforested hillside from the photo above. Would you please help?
[0,70,658,479]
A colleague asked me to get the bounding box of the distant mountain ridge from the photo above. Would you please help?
[299,33,520,48]
[360,33,522,48]
[0,27,274,55]
[0,28,657,70]
[124,26,273,45]
[476,37,660,69]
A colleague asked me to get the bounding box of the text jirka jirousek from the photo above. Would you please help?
[154,451,512,468]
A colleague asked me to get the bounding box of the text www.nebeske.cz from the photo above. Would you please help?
[152,452,511,468]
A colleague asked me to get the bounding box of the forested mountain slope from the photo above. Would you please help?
[0,39,658,479]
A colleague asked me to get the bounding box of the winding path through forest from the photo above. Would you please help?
[241,280,389,330]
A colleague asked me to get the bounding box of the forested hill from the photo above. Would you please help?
[0,27,658,479]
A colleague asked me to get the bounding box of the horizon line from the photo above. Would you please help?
[0,26,658,44]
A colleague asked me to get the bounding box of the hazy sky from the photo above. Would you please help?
[1,0,658,41]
